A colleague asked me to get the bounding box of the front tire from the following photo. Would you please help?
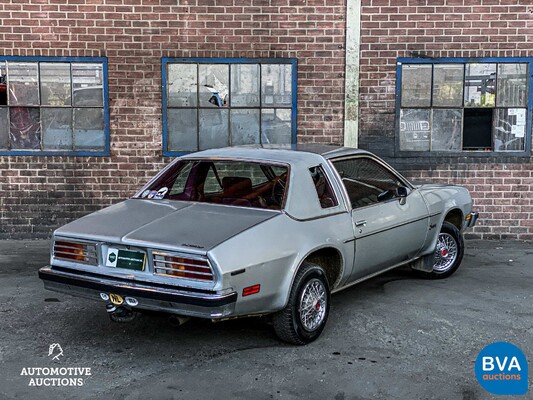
[272,262,330,345]
[426,221,464,279]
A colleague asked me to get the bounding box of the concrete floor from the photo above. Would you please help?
[0,239,532,400]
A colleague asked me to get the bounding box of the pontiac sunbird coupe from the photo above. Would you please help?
[39,145,478,344]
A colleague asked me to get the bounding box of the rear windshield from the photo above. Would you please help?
[137,159,289,210]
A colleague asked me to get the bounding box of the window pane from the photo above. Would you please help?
[493,108,526,152]
[167,108,197,152]
[463,108,492,150]
[231,109,259,145]
[309,166,338,209]
[261,64,292,107]
[401,64,431,107]
[73,108,104,150]
[9,107,40,149]
[0,107,8,148]
[8,62,39,106]
[199,109,229,150]
[231,64,260,106]
[167,63,197,107]
[42,108,73,150]
[199,65,229,108]
[261,109,291,144]
[431,109,462,151]
[0,62,7,106]
[433,64,463,107]
[399,109,430,151]
[40,63,71,106]
[497,64,527,107]
[464,63,496,107]
[72,63,103,107]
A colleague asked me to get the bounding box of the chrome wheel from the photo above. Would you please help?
[298,278,327,332]
[434,232,458,273]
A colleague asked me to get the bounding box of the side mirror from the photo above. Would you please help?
[396,186,410,205]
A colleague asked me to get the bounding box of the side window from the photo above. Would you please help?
[332,158,403,209]
[309,166,338,209]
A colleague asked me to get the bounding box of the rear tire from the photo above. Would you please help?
[272,262,330,345]
[425,221,464,279]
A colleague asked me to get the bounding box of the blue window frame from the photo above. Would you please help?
[0,56,109,156]
[396,57,533,156]
[162,58,297,156]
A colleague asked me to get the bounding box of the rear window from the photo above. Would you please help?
[138,159,289,210]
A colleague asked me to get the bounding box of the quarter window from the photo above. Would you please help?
[397,59,531,153]
[162,58,297,156]
[0,57,108,155]
[309,166,338,209]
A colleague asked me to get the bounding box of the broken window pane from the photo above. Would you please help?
[464,64,496,107]
[0,107,7,148]
[73,108,104,150]
[167,63,197,107]
[40,63,71,106]
[463,108,493,150]
[0,62,7,106]
[42,108,73,150]
[199,109,229,150]
[167,108,197,152]
[401,64,431,107]
[433,64,464,107]
[261,109,291,144]
[261,64,292,107]
[431,109,462,151]
[8,62,39,106]
[493,108,526,152]
[497,64,527,107]
[231,64,260,107]
[72,63,103,107]
[399,109,430,151]
[231,109,260,145]
[199,65,229,108]
[9,107,40,149]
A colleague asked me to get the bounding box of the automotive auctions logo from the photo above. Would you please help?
[20,343,92,387]
[475,342,529,395]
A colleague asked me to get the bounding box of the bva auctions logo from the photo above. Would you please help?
[475,342,528,395]
[48,343,64,361]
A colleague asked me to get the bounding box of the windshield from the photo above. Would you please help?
[137,159,289,210]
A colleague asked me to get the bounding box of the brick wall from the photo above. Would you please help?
[359,0,533,240]
[0,0,347,239]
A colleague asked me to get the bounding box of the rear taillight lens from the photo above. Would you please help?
[53,240,97,265]
[153,252,213,281]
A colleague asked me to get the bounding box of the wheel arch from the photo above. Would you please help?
[443,208,464,231]
[294,246,344,291]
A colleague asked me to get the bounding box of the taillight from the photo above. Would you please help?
[153,252,214,281]
[53,240,97,265]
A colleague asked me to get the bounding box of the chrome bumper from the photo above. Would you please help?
[465,211,479,228]
[39,266,237,319]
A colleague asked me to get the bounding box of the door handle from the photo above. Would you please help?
[355,220,367,227]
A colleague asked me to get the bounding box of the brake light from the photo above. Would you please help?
[53,240,97,264]
[153,252,214,281]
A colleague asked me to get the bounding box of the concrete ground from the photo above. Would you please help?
[0,239,531,400]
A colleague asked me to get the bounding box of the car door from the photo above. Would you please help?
[331,156,430,281]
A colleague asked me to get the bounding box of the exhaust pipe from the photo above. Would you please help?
[168,315,190,327]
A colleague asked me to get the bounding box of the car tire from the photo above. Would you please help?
[425,221,464,279]
[272,262,330,345]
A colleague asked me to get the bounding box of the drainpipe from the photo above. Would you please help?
[343,0,361,148]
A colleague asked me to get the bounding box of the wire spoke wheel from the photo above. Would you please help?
[433,232,458,273]
[298,278,327,332]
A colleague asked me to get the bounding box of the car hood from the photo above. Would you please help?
[54,199,279,254]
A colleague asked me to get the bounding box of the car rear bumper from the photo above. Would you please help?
[39,265,237,319]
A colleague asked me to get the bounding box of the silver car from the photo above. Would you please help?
[39,145,478,344]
